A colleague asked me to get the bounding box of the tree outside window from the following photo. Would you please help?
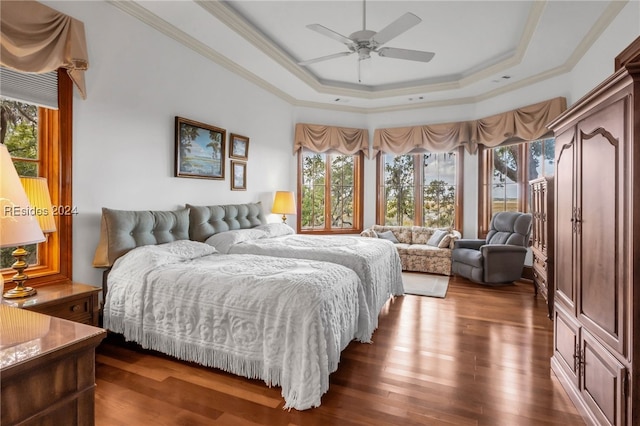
[478,138,555,236]
[1,99,40,268]
[0,69,73,286]
[298,150,363,233]
[378,149,462,230]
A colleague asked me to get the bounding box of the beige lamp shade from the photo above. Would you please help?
[272,191,296,215]
[0,144,45,248]
[19,177,56,234]
[272,191,296,224]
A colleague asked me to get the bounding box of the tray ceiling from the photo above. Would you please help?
[110,0,626,112]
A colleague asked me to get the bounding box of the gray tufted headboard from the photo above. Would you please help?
[92,207,190,267]
[187,202,266,242]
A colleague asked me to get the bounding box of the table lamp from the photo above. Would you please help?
[271,191,296,224]
[0,144,46,298]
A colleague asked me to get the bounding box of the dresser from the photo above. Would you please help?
[529,176,554,319]
[547,37,640,426]
[0,305,106,425]
[1,282,101,326]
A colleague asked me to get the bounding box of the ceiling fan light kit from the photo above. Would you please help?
[299,0,435,83]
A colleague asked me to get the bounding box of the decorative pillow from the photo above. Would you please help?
[360,229,377,238]
[427,229,448,247]
[92,207,190,267]
[438,233,458,249]
[378,230,399,243]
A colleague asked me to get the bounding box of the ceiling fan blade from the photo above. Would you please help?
[377,47,435,62]
[306,24,355,47]
[371,12,421,46]
[298,51,354,66]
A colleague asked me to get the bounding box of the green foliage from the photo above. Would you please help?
[383,154,415,226]
[1,98,39,268]
[300,153,356,230]
[423,180,455,227]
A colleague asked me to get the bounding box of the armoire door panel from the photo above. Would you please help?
[554,131,576,309]
[553,305,581,387]
[577,99,624,353]
[581,330,626,426]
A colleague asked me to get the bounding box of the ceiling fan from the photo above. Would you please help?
[298,0,435,82]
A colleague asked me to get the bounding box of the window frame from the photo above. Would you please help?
[2,69,73,286]
[296,150,364,235]
[477,138,554,238]
[375,147,464,231]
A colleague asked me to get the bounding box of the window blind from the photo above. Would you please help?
[0,67,58,109]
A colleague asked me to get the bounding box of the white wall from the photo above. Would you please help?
[46,1,295,286]
[44,0,638,286]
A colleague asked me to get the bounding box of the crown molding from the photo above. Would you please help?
[107,0,298,105]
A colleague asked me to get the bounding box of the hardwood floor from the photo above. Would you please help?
[94,275,585,426]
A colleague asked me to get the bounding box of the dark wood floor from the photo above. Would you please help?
[94,275,585,426]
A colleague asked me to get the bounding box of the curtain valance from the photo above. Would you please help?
[0,0,89,99]
[294,123,369,157]
[373,97,566,155]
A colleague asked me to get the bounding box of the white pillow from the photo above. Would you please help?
[204,228,266,253]
[254,223,295,238]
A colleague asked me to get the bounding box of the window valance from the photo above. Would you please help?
[294,123,369,157]
[0,0,89,99]
[373,97,566,155]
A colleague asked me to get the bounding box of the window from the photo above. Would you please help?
[298,150,363,233]
[1,69,73,286]
[478,138,555,236]
[377,148,463,230]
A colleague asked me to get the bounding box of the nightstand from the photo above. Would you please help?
[1,282,101,326]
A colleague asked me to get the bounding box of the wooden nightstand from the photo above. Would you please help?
[1,282,101,326]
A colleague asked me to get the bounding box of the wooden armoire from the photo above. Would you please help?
[529,176,554,319]
[547,37,640,426]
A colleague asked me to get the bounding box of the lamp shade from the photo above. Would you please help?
[272,191,296,215]
[20,177,56,233]
[0,144,45,248]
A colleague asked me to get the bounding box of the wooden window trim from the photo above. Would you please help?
[375,147,464,231]
[2,69,72,287]
[477,143,529,239]
[296,151,364,235]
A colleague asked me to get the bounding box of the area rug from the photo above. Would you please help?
[402,272,450,298]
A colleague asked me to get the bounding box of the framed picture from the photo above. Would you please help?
[229,133,249,160]
[175,116,226,179]
[230,160,247,191]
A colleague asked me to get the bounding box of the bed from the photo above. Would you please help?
[93,207,363,410]
[186,202,404,340]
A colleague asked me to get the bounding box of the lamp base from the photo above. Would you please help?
[2,246,37,298]
[3,284,37,299]
[281,214,287,224]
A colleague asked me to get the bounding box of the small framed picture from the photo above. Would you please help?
[230,160,247,191]
[229,133,249,160]
[175,116,226,179]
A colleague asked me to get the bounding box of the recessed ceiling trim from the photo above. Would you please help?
[204,0,548,99]
[109,0,628,114]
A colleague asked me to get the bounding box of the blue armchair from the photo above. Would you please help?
[452,211,532,285]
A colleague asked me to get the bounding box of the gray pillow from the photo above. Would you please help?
[427,229,448,247]
[378,230,399,243]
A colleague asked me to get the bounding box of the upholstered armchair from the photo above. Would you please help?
[451,211,532,285]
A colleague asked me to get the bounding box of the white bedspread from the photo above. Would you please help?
[103,240,361,410]
[205,224,404,340]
